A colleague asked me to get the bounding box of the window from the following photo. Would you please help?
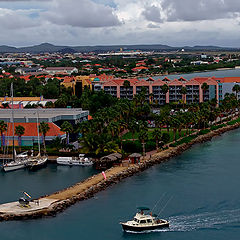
[140,220,146,224]
[147,219,152,223]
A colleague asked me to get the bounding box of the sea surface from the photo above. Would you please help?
[0,128,240,239]
[148,67,240,80]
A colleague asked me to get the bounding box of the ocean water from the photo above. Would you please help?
[1,128,240,239]
[149,68,240,80]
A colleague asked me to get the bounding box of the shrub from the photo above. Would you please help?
[161,132,170,143]
[145,140,156,152]
[210,124,227,131]
[198,129,211,135]
[122,140,142,153]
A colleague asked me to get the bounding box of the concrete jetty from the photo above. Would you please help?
[0,198,58,214]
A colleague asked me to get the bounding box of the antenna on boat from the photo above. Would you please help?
[152,192,166,213]
[11,82,15,162]
[36,109,41,156]
[156,196,173,218]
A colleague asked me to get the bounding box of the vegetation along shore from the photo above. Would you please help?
[0,116,240,222]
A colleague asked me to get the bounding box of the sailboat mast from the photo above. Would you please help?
[36,109,41,155]
[11,83,15,161]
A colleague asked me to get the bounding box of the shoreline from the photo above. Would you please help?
[0,122,239,221]
[129,66,238,79]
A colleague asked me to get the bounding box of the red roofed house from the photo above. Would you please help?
[132,66,148,72]
[1,122,66,147]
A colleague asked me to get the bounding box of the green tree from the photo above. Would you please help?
[15,125,25,152]
[0,121,7,150]
[152,128,162,150]
[60,121,74,145]
[180,86,187,107]
[139,129,148,156]
[160,84,169,101]
[39,122,50,154]
[232,84,240,100]
[201,83,209,102]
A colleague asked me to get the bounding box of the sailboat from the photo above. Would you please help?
[27,110,48,171]
[2,83,29,172]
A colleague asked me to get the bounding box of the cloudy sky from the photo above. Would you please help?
[1,0,240,47]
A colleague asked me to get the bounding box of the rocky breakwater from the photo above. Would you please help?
[0,122,239,222]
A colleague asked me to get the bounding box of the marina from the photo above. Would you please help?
[1,117,240,239]
[0,121,239,222]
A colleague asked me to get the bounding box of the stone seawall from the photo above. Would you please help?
[0,122,239,222]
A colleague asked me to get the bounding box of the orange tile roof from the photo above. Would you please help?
[169,79,183,86]
[132,66,148,71]
[220,77,240,83]
[135,80,149,86]
[193,77,218,85]
[152,79,166,86]
[5,122,65,137]
[185,79,201,85]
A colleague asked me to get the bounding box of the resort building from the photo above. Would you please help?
[96,77,219,104]
[0,108,89,126]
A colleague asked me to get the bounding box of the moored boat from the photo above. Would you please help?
[27,156,48,171]
[120,207,169,232]
[2,159,28,172]
[57,154,93,166]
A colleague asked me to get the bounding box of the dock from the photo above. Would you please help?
[0,198,59,214]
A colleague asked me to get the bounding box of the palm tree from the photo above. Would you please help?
[39,122,50,154]
[61,121,73,145]
[123,80,131,99]
[15,125,25,152]
[180,86,187,107]
[128,119,138,142]
[149,93,154,104]
[201,83,209,102]
[0,121,7,151]
[160,84,169,102]
[139,129,148,156]
[152,128,162,150]
[232,84,240,100]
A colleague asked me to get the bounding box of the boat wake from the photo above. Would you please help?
[168,208,240,232]
[124,208,240,234]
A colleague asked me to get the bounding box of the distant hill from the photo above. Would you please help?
[0,43,238,53]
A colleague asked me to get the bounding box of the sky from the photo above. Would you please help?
[0,0,240,47]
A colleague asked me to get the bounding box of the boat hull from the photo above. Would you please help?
[28,158,48,171]
[121,222,169,232]
[57,157,93,166]
[2,163,26,172]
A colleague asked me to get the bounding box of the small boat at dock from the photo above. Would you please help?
[57,154,93,166]
[120,207,169,232]
[27,155,48,171]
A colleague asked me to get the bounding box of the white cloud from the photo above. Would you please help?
[0,0,240,47]
[0,8,38,29]
[42,0,122,28]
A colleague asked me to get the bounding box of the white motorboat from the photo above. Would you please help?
[57,154,93,166]
[120,207,169,232]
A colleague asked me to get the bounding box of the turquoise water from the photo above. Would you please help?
[150,68,240,80]
[1,128,240,239]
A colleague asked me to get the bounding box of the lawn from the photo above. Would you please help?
[122,128,194,142]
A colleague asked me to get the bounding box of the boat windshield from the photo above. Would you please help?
[134,218,139,222]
